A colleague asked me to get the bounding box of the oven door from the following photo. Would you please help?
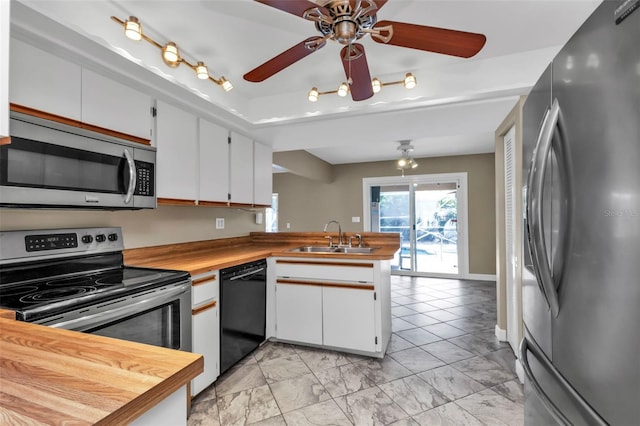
[1,113,156,209]
[36,281,192,352]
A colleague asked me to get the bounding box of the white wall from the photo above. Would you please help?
[0,206,265,249]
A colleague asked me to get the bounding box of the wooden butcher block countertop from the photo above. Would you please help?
[124,232,400,275]
[0,318,203,425]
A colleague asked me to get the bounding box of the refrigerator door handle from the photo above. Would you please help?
[526,99,562,317]
[520,335,608,426]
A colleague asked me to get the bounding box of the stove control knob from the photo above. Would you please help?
[95,234,106,243]
[108,233,118,242]
[81,235,94,244]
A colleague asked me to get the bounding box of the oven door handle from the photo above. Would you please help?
[46,283,189,332]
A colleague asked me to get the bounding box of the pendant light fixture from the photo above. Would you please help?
[112,16,233,92]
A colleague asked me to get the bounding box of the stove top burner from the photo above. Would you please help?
[20,286,95,304]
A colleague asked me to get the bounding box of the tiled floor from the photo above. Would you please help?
[189,276,524,426]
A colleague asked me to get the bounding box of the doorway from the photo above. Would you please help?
[363,173,469,278]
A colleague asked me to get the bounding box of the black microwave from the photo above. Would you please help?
[0,112,156,209]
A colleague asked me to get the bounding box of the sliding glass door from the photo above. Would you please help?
[365,173,468,277]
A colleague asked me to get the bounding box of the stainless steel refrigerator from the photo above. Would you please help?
[521,1,639,424]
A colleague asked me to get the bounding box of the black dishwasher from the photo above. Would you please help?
[220,259,267,374]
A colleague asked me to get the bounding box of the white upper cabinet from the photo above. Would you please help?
[229,131,254,204]
[81,69,151,140]
[253,142,273,206]
[199,119,229,203]
[0,1,9,137]
[9,38,81,120]
[155,100,198,201]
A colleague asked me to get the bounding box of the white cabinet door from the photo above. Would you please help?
[0,1,9,137]
[81,69,151,139]
[275,283,322,345]
[323,287,376,352]
[9,38,81,120]
[199,119,229,203]
[229,131,253,204]
[191,302,219,396]
[253,142,273,206]
[155,100,198,201]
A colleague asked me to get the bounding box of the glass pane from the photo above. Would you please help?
[376,185,411,271]
[415,184,459,274]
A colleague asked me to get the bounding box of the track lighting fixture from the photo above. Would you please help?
[307,73,416,101]
[112,16,233,92]
[397,140,418,176]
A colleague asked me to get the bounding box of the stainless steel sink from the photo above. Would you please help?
[288,246,379,254]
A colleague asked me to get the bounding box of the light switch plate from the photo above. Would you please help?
[216,218,225,229]
[352,216,361,223]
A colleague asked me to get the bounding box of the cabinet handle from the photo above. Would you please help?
[277,279,374,291]
[192,300,217,315]
[276,260,374,268]
[192,276,216,286]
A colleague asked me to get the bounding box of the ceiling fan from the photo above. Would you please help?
[243,0,487,101]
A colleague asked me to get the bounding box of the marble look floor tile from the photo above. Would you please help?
[424,310,461,322]
[392,317,417,332]
[253,342,298,363]
[249,415,287,425]
[282,399,352,426]
[445,315,495,334]
[443,306,484,318]
[450,355,516,387]
[412,402,485,426]
[490,379,525,404]
[389,347,446,373]
[215,363,267,397]
[295,346,351,373]
[420,340,474,364]
[191,383,216,405]
[455,389,524,426]
[426,299,460,309]
[353,356,413,384]
[315,363,375,398]
[417,365,485,400]
[258,354,311,384]
[396,327,442,346]
[387,333,416,353]
[391,306,418,317]
[404,302,441,313]
[335,386,409,426]
[392,295,419,304]
[379,375,450,415]
[388,418,421,426]
[217,384,280,425]
[188,398,220,426]
[268,372,330,413]
[484,348,518,375]
[447,333,508,356]
[422,323,468,339]
[401,313,442,327]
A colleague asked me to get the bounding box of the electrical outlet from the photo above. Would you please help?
[216,218,225,229]
[286,223,291,229]
[352,216,361,223]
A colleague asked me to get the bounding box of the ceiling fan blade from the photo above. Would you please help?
[348,0,389,10]
[373,20,486,58]
[255,0,326,18]
[340,43,374,101]
[244,37,326,82]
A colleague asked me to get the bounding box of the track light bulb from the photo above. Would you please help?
[308,87,319,102]
[371,78,381,93]
[403,73,417,89]
[124,17,142,41]
[162,42,180,67]
[337,82,349,97]
[195,62,209,79]
[220,77,233,92]
[398,158,407,167]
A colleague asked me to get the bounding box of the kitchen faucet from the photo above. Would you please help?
[323,220,343,247]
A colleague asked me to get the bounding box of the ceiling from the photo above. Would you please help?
[12,0,601,165]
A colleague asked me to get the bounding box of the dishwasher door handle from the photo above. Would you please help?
[229,267,266,281]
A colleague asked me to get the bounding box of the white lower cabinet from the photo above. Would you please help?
[273,259,390,357]
[275,283,322,345]
[322,286,376,352]
[190,271,219,397]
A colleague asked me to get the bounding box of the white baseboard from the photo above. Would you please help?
[495,324,507,341]
[515,358,525,384]
[466,273,497,281]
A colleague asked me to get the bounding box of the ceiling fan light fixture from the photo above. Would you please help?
[403,73,417,89]
[308,87,319,102]
[124,16,142,41]
[371,78,381,93]
[337,82,349,97]
[195,62,209,79]
[162,42,180,67]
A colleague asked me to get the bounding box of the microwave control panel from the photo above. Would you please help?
[134,161,154,196]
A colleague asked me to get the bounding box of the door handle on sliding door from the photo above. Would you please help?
[526,99,564,317]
